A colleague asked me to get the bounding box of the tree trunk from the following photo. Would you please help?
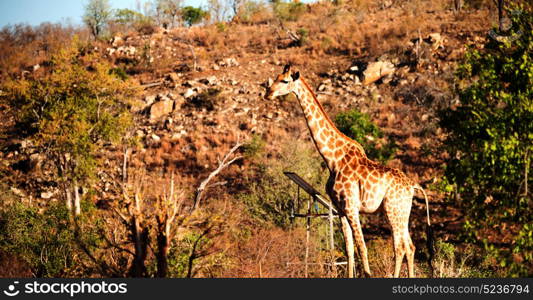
[156,231,169,277]
[454,0,462,12]
[130,217,149,277]
[73,182,81,216]
[65,184,73,213]
[498,0,504,32]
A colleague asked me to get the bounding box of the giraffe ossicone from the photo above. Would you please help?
[266,64,432,278]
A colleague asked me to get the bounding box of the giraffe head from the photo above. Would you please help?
[265,64,300,100]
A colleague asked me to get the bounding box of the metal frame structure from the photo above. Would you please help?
[283,172,350,278]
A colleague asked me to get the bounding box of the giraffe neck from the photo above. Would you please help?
[292,77,362,172]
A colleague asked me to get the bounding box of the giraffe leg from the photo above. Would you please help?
[346,210,371,277]
[340,216,355,278]
[405,231,416,277]
[392,228,406,278]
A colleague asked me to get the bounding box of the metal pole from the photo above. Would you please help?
[297,186,300,212]
[305,195,310,278]
[328,201,336,277]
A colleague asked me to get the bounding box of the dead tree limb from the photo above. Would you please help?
[113,181,150,277]
[276,19,301,46]
[140,81,164,89]
[155,174,185,277]
[192,141,243,212]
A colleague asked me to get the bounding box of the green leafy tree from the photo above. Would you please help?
[334,110,396,163]
[83,0,111,38]
[1,39,137,216]
[181,6,209,27]
[439,6,532,276]
[113,8,144,26]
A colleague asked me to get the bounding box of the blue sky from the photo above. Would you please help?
[0,0,205,27]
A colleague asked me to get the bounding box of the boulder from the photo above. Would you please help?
[10,187,25,197]
[150,100,174,121]
[428,33,444,50]
[145,95,157,106]
[166,72,180,83]
[184,88,195,98]
[151,134,161,142]
[41,191,55,199]
[111,36,123,47]
[218,57,239,67]
[200,76,217,85]
[363,61,395,85]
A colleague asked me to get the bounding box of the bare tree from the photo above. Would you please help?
[497,0,505,32]
[208,0,228,23]
[453,0,463,12]
[155,174,185,277]
[114,183,150,277]
[228,0,246,17]
[156,0,183,28]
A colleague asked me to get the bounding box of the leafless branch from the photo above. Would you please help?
[192,141,243,212]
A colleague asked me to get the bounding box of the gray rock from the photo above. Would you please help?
[10,187,25,197]
[184,88,195,98]
[41,191,54,199]
[151,134,161,142]
[111,36,123,47]
[218,57,239,67]
[150,100,174,121]
[363,61,395,85]
[166,72,180,83]
[200,76,217,85]
[145,95,157,105]
[136,130,145,138]
[183,80,196,87]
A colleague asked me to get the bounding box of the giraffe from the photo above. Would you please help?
[265,65,431,278]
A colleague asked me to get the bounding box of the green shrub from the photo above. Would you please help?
[439,6,532,276]
[187,88,222,111]
[296,28,309,47]
[109,67,129,80]
[243,134,266,160]
[334,109,396,163]
[273,1,306,22]
[215,22,227,32]
[239,142,328,228]
[0,202,102,277]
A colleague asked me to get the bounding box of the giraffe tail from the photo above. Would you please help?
[414,184,434,277]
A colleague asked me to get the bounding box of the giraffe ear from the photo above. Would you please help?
[291,71,300,81]
[283,64,291,73]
